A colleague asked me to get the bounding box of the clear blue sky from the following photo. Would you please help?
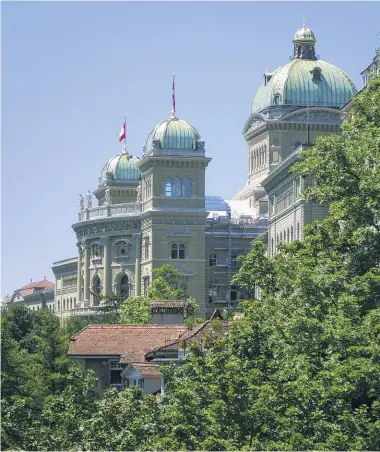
[2,1,379,297]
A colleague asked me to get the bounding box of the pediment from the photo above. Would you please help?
[243,113,267,135]
[281,108,341,123]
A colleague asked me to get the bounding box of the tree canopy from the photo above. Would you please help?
[2,75,380,451]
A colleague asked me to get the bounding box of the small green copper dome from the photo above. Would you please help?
[294,26,316,42]
[101,152,141,182]
[144,118,201,153]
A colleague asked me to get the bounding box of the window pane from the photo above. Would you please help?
[171,244,178,259]
[110,370,122,384]
[174,178,182,197]
[165,179,172,197]
[184,178,191,198]
[179,244,185,259]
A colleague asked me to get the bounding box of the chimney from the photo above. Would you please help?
[150,301,185,325]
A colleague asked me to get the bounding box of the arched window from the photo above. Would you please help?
[74,297,76,308]
[184,178,191,198]
[297,222,300,240]
[271,238,274,255]
[165,178,172,197]
[92,275,101,304]
[174,177,182,197]
[287,228,290,243]
[120,274,129,298]
[273,93,280,105]
[280,232,283,242]
[58,300,60,311]
[179,244,186,259]
[63,299,66,311]
[171,243,178,259]
[209,253,217,266]
[291,225,294,242]
[70,298,73,310]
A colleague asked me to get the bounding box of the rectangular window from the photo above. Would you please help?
[144,238,150,260]
[109,361,123,385]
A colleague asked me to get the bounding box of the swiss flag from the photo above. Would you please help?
[118,122,126,142]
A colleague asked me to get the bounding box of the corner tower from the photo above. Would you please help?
[234,24,357,218]
[137,87,211,315]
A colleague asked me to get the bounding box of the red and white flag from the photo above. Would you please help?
[118,121,126,142]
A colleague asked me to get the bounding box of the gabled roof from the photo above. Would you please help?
[146,310,227,357]
[11,280,54,300]
[122,362,161,378]
[68,324,188,362]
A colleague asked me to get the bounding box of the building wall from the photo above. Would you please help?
[144,377,161,394]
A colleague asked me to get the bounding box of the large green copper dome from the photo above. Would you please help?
[144,118,201,153]
[252,27,357,113]
[101,152,141,182]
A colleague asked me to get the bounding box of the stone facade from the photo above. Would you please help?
[51,25,359,319]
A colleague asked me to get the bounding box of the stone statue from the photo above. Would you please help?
[86,190,92,209]
[79,194,84,211]
[152,139,161,152]
[105,188,111,205]
[197,139,205,151]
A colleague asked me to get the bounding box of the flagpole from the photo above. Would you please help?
[171,73,176,119]
[124,114,127,154]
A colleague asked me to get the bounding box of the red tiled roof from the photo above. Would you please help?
[131,363,161,377]
[18,280,54,290]
[147,310,227,356]
[150,301,186,309]
[68,324,188,362]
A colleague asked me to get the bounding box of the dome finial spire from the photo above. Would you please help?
[170,73,177,119]
[303,16,306,27]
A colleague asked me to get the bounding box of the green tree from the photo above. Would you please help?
[119,296,152,324]
[146,76,380,451]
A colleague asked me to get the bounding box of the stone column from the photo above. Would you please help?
[103,237,110,295]
[83,244,90,301]
[134,233,141,297]
[77,244,82,302]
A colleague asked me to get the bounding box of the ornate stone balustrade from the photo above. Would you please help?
[78,203,141,222]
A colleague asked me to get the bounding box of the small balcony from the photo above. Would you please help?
[78,202,141,222]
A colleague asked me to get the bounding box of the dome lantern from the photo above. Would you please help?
[293,20,317,60]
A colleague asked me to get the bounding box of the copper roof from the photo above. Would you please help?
[68,324,188,362]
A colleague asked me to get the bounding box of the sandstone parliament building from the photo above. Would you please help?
[10,25,369,319]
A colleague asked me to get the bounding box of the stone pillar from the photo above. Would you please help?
[103,237,110,295]
[83,244,90,301]
[77,244,82,302]
[134,233,141,297]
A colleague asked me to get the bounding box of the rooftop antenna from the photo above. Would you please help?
[170,73,177,119]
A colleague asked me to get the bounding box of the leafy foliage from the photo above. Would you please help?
[119,296,152,324]
[2,78,380,450]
